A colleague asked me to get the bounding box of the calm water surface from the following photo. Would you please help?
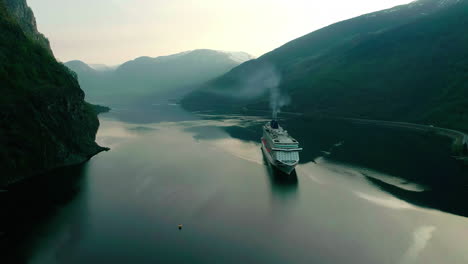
[5,105,468,264]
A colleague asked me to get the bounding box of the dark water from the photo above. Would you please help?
[2,105,468,264]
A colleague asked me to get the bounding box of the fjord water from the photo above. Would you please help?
[9,105,468,264]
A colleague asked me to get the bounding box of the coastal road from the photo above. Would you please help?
[240,109,468,145]
[334,117,468,147]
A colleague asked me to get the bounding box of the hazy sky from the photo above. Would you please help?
[28,0,413,65]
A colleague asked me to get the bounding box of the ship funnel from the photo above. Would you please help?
[270,120,279,129]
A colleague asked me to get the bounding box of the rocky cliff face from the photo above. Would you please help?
[3,0,52,55]
[0,0,106,187]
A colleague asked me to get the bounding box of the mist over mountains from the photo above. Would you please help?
[65,49,253,106]
[182,0,468,132]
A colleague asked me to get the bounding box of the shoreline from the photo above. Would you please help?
[192,108,468,147]
[2,145,109,189]
[336,117,468,154]
[192,109,468,159]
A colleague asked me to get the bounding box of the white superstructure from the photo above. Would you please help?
[261,120,302,174]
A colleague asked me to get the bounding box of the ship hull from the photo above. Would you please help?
[261,138,297,175]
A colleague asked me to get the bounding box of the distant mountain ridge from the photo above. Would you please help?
[66,49,253,105]
[88,64,118,71]
[66,60,96,73]
[182,0,468,132]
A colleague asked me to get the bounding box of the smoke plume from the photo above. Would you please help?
[210,63,290,119]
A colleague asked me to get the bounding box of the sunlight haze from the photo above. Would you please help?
[28,0,414,65]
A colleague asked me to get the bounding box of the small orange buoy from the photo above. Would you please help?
[178,224,183,230]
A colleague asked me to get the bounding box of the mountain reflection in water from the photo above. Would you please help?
[2,105,467,264]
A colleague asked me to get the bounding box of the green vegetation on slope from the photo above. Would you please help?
[3,0,53,54]
[182,0,468,132]
[0,0,105,186]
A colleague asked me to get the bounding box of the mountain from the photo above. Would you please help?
[89,64,118,71]
[65,60,96,73]
[65,50,254,105]
[0,0,105,186]
[182,0,468,132]
[3,0,52,55]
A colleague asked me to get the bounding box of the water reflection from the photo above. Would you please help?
[184,125,229,141]
[195,113,468,217]
[399,226,437,264]
[261,149,298,199]
[1,163,90,263]
[49,188,89,264]
[4,106,468,264]
[103,103,197,124]
[365,176,468,217]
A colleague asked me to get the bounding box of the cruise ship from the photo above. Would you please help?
[261,120,302,174]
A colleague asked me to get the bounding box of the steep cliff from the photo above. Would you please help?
[0,0,106,187]
[3,0,52,55]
